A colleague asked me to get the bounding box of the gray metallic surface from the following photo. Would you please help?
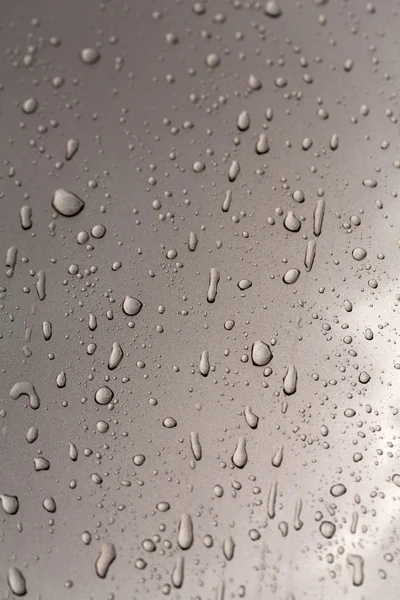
[0,0,399,597]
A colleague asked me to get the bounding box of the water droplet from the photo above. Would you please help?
[205,53,220,68]
[251,340,273,366]
[237,110,250,131]
[108,342,123,370]
[43,497,56,513]
[122,295,142,316]
[222,535,235,560]
[65,138,79,161]
[232,437,247,468]
[7,566,26,596]
[313,198,325,237]
[304,240,317,272]
[190,431,202,460]
[255,132,269,154]
[228,160,240,182]
[347,554,364,586]
[80,48,100,64]
[95,542,116,578]
[352,247,367,261]
[171,555,185,588]
[330,483,346,497]
[207,268,220,303]
[20,206,32,230]
[283,268,300,284]
[272,445,284,467]
[244,406,259,429]
[95,386,114,405]
[10,382,40,410]
[283,364,297,395]
[284,211,301,232]
[320,521,336,539]
[0,494,19,515]
[178,513,193,550]
[264,1,282,17]
[52,189,85,217]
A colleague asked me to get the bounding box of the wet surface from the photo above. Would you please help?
[1,0,400,597]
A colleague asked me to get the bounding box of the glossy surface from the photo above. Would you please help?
[1,0,400,597]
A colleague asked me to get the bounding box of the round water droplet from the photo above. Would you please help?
[95,386,114,405]
[320,521,336,539]
[79,48,100,64]
[22,97,38,114]
[91,224,106,239]
[352,247,367,261]
[205,53,220,68]
[264,0,282,17]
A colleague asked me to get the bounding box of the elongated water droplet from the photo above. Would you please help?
[26,426,38,443]
[363,178,377,188]
[69,443,78,461]
[228,160,240,182]
[42,321,52,340]
[20,205,32,230]
[329,133,339,150]
[244,406,258,429]
[6,246,18,277]
[237,110,250,131]
[199,351,210,376]
[171,555,184,588]
[95,542,116,578]
[188,231,198,251]
[272,445,284,467]
[65,138,79,161]
[232,437,247,468]
[36,269,46,301]
[108,342,123,370]
[267,481,277,518]
[347,554,364,586]
[293,499,303,530]
[56,371,66,388]
[207,268,220,303]
[216,580,225,600]
[255,133,269,154]
[190,431,202,460]
[304,240,317,272]
[222,190,232,212]
[283,364,297,395]
[313,198,325,237]
[178,513,193,550]
[10,381,40,410]
[7,566,26,596]
[222,535,235,560]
